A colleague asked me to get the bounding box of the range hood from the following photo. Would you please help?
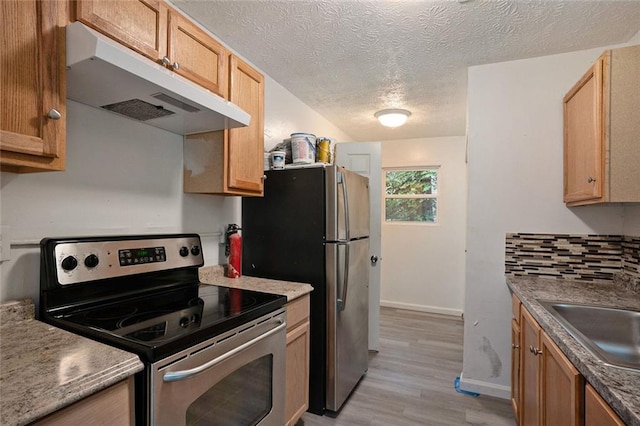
[65,22,250,135]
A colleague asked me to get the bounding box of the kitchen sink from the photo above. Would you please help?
[538,301,640,371]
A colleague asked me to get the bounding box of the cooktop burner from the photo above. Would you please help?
[50,283,284,361]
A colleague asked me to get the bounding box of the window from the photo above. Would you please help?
[384,168,438,223]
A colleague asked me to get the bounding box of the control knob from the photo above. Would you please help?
[61,256,78,271]
[179,246,189,257]
[191,245,200,256]
[179,316,190,328]
[84,254,99,268]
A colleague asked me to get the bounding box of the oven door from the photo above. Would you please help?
[151,310,286,426]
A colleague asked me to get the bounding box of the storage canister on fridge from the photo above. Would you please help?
[290,132,316,164]
[316,137,331,163]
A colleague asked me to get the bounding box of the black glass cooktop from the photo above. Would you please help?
[47,284,286,362]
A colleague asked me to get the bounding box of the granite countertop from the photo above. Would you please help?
[506,276,640,426]
[0,299,144,426]
[199,265,314,301]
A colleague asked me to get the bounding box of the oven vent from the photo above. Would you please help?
[102,99,175,121]
[151,92,201,113]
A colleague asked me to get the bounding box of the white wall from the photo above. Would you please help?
[264,75,353,150]
[0,75,351,305]
[380,136,467,316]
[623,206,640,235]
[461,47,628,398]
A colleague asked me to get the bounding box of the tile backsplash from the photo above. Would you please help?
[505,233,640,281]
[622,236,640,279]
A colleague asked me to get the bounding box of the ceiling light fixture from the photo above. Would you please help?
[374,109,411,128]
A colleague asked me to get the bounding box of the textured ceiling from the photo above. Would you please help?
[172,0,640,141]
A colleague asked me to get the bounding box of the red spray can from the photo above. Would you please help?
[225,224,242,278]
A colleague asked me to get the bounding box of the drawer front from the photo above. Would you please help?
[286,294,310,331]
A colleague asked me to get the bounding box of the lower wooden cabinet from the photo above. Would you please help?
[511,296,624,426]
[511,318,521,421]
[539,332,584,425]
[33,377,134,425]
[585,383,624,426]
[520,307,541,426]
[285,294,310,426]
[510,294,522,422]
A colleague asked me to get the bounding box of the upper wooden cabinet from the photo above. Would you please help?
[75,0,167,62]
[1,0,66,172]
[75,0,228,97]
[226,55,265,195]
[184,55,265,196]
[167,10,228,96]
[563,45,640,206]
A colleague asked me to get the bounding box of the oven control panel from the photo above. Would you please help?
[51,235,204,286]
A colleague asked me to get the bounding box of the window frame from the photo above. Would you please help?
[383,166,440,225]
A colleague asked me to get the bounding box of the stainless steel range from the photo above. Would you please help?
[38,234,287,426]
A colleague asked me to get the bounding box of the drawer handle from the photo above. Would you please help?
[163,320,285,382]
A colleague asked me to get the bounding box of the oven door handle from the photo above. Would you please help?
[162,319,286,383]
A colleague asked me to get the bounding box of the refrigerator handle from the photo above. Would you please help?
[336,243,350,312]
[338,171,350,240]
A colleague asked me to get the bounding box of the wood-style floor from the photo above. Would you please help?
[298,307,515,426]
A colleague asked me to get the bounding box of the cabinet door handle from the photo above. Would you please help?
[512,343,519,349]
[529,345,534,353]
[47,109,61,120]
[162,56,171,66]
[172,62,180,71]
[533,347,543,356]
[587,177,596,183]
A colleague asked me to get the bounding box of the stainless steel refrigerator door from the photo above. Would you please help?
[326,166,370,241]
[326,237,369,411]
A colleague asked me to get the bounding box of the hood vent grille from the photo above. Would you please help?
[151,92,200,113]
[102,99,175,121]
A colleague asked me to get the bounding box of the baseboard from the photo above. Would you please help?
[380,300,463,317]
[458,373,511,399]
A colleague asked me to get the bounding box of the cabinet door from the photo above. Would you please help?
[585,383,624,426]
[511,319,521,422]
[539,332,584,425]
[285,295,310,426]
[285,320,310,426]
[520,308,540,426]
[226,55,265,194]
[76,0,167,62]
[167,10,228,96]
[1,0,65,172]
[563,54,606,204]
[33,378,134,425]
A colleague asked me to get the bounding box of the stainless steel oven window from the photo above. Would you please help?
[151,310,286,426]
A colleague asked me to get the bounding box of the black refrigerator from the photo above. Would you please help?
[242,164,370,415]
